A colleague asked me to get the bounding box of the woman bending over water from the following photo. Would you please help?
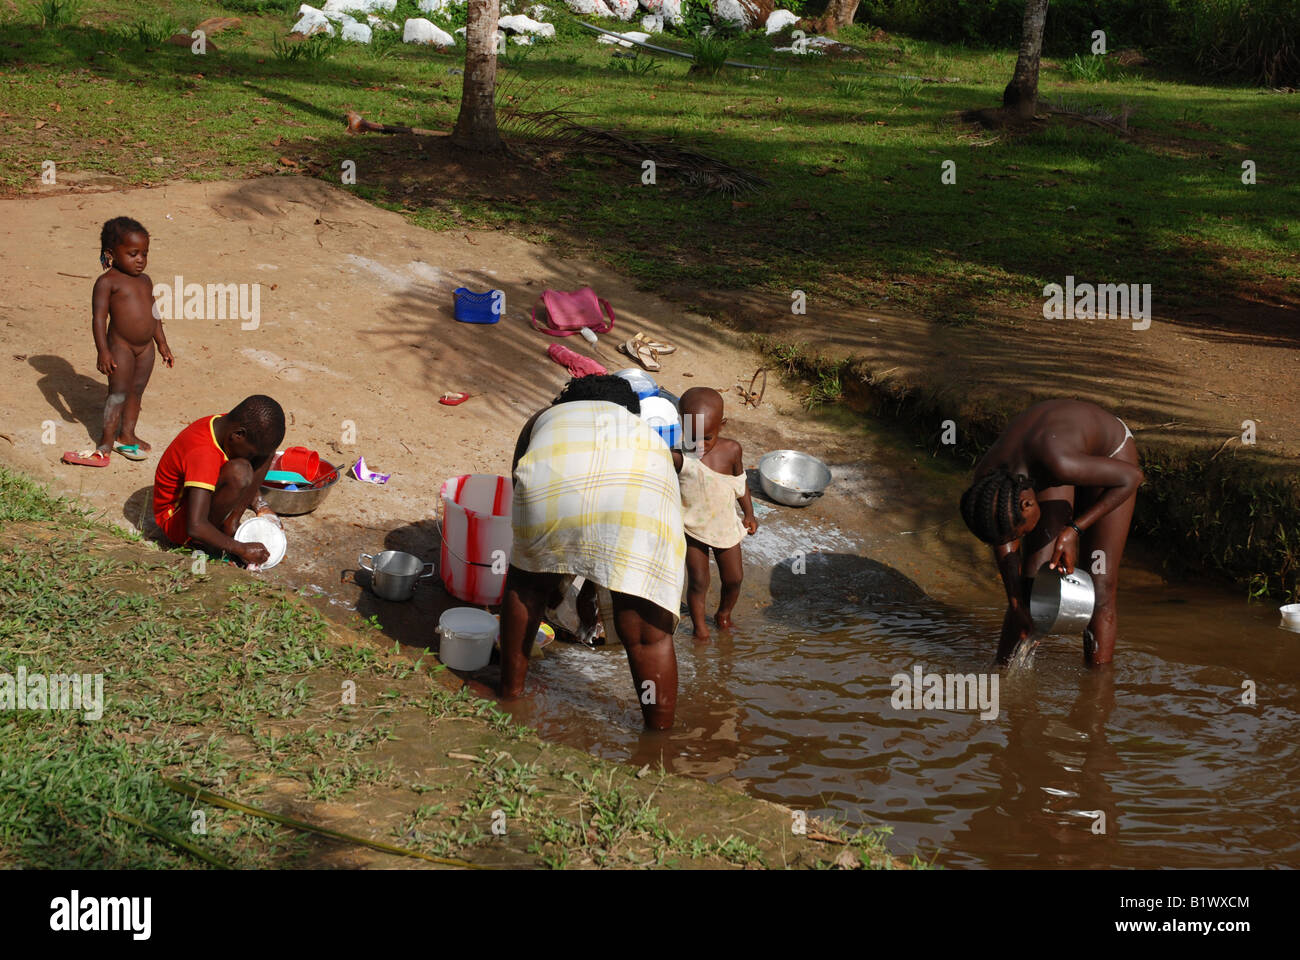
[959,399,1144,665]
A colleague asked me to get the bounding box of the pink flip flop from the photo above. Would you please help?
[62,449,110,467]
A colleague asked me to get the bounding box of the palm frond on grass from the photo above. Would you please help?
[164,779,490,869]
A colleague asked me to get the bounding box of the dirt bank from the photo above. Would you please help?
[0,177,1006,616]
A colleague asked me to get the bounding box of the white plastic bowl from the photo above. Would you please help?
[234,516,287,570]
[638,395,681,447]
[614,368,658,400]
[438,607,499,671]
[1280,603,1300,633]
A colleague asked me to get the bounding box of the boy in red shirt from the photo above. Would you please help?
[153,395,285,566]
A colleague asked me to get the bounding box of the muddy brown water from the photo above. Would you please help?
[485,547,1300,869]
[272,469,1296,870]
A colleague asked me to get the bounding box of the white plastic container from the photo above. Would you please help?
[234,516,287,570]
[1280,603,1300,633]
[438,607,499,671]
[638,395,680,448]
[439,474,513,606]
[614,368,658,400]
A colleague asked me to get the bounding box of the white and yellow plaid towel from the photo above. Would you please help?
[511,400,685,623]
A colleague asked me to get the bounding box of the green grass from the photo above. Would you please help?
[0,3,1294,325]
[0,466,906,869]
[0,466,497,867]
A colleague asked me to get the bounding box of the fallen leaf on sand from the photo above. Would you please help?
[34,120,46,129]
[807,830,847,844]
[464,234,478,245]
[447,752,481,762]
[278,156,297,167]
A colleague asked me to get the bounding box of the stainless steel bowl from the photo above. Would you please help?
[259,461,341,516]
[1029,566,1096,635]
[757,450,832,507]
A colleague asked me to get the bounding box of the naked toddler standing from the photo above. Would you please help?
[63,216,173,467]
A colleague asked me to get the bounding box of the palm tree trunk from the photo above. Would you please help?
[451,0,505,152]
[1002,0,1050,120]
[822,0,861,31]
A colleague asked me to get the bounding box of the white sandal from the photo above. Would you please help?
[634,332,676,354]
[620,338,661,372]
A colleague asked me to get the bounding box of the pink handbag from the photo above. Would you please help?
[529,287,616,337]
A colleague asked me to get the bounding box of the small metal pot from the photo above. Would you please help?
[359,551,435,602]
[1030,566,1096,635]
[758,450,832,507]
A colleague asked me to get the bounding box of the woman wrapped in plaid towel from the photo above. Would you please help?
[499,375,686,729]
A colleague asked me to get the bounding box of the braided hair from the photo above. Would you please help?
[552,374,640,416]
[960,468,1036,545]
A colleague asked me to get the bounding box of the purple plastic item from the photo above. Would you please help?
[351,456,391,485]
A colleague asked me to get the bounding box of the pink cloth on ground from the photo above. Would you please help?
[547,343,607,378]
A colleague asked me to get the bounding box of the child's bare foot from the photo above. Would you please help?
[715,611,735,630]
[118,434,151,452]
[691,618,711,641]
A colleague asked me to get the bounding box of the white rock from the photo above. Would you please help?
[323,0,395,15]
[639,13,663,31]
[766,9,799,34]
[711,0,747,27]
[660,0,682,26]
[418,0,449,12]
[566,0,615,17]
[498,14,556,36]
[526,4,550,17]
[341,19,372,42]
[596,29,649,46]
[606,0,639,20]
[292,6,334,35]
[512,34,534,44]
[403,17,456,46]
[368,13,398,30]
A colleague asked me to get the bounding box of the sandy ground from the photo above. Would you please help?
[0,177,1012,654]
